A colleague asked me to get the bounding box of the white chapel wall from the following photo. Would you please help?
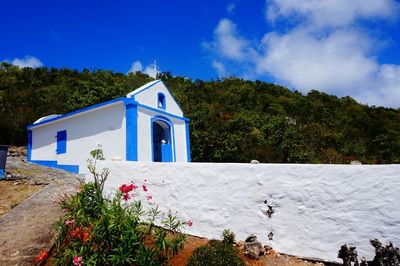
[31,102,126,171]
[132,81,183,117]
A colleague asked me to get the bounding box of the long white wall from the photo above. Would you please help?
[31,102,126,171]
[93,161,400,261]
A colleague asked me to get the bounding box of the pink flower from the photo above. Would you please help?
[123,193,130,201]
[187,220,193,227]
[142,185,148,192]
[146,195,153,201]
[65,219,74,227]
[73,256,83,266]
[63,208,68,213]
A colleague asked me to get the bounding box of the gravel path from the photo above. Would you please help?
[0,157,82,265]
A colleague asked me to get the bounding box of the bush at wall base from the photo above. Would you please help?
[186,240,245,266]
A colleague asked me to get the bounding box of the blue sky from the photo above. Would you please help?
[1,0,400,107]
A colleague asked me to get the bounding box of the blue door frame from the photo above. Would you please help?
[151,116,175,162]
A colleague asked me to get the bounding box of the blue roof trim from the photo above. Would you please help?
[136,103,190,122]
[27,97,126,129]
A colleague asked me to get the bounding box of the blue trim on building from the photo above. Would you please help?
[185,121,191,162]
[0,169,4,178]
[137,103,190,122]
[150,116,176,162]
[125,100,138,161]
[27,97,126,129]
[27,129,32,162]
[30,160,79,174]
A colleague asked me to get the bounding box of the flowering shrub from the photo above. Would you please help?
[51,150,187,265]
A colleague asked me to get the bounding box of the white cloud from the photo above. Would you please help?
[256,28,378,95]
[205,1,400,107]
[127,60,160,78]
[128,60,143,73]
[208,18,249,61]
[212,60,228,77]
[266,0,399,28]
[10,55,43,68]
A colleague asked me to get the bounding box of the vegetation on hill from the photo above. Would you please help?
[1,62,399,163]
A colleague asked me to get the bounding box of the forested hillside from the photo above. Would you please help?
[1,62,399,164]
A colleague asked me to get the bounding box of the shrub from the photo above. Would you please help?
[51,150,187,265]
[221,229,235,245]
[186,240,245,266]
[338,239,400,266]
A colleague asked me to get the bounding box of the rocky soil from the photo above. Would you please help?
[0,155,81,265]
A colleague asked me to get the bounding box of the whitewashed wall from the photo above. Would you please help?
[31,102,126,171]
[137,107,188,162]
[93,161,400,262]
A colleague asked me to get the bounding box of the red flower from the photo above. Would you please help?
[142,185,148,192]
[146,195,152,201]
[36,249,49,263]
[187,220,193,227]
[123,192,130,201]
[69,227,80,238]
[82,231,90,243]
[119,183,137,193]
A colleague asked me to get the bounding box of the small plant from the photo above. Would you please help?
[186,240,245,266]
[221,229,236,245]
[338,244,359,266]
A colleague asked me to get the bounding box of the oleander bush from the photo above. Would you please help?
[186,240,245,266]
[51,150,187,266]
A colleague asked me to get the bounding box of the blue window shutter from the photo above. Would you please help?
[56,130,67,154]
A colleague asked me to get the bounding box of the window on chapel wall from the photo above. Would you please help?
[157,93,166,109]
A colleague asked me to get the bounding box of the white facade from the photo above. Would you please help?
[96,161,400,262]
[27,80,191,173]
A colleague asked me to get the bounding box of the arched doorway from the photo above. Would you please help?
[152,119,173,162]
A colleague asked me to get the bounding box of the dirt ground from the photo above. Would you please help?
[0,180,44,216]
[168,235,326,266]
